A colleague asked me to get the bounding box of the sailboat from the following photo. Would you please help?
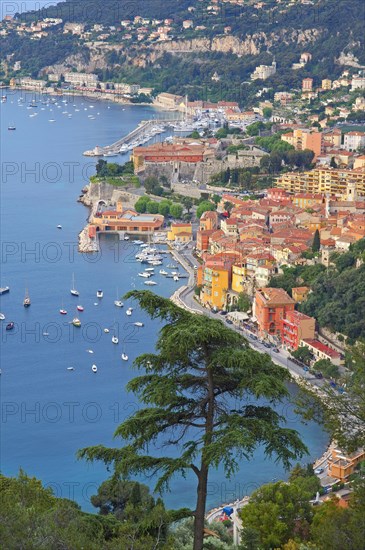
[114,288,124,307]
[77,305,84,312]
[23,288,31,308]
[121,349,128,361]
[70,273,79,296]
[60,300,67,315]
[126,307,133,316]
[92,364,98,373]
[112,321,119,344]
[97,289,103,298]
[0,313,5,320]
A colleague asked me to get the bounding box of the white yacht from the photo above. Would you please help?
[97,290,103,298]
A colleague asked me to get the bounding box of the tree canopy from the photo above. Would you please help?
[78,291,307,550]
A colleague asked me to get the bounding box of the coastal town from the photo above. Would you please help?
[1,0,365,548]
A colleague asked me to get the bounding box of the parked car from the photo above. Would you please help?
[272,347,280,353]
[263,342,271,348]
[219,311,227,316]
[315,372,323,379]
[314,468,324,475]
[226,319,233,325]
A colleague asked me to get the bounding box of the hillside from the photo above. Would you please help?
[300,239,365,343]
[1,0,364,101]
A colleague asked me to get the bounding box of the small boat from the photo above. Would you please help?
[48,119,56,122]
[72,317,81,327]
[67,367,74,371]
[0,286,10,295]
[42,332,49,336]
[8,124,16,131]
[0,313,5,320]
[23,288,31,308]
[126,308,133,316]
[57,225,62,229]
[77,305,84,312]
[104,328,110,333]
[6,322,14,331]
[112,335,119,344]
[133,322,144,327]
[167,264,178,269]
[124,235,129,240]
[97,290,103,298]
[159,270,168,275]
[145,268,154,272]
[138,272,151,278]
[86,349,94,354]
[92,365,98,373]
[174,275,180,282]
[121,352,128,361]
[60,308,67,315]
[70,274,79,296]
[114,288,123,307]
[144,281,157,286]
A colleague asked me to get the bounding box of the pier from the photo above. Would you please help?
[83,118,175,157]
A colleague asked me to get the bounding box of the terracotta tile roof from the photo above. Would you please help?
[303,339,341,359]
[257,287,295,306]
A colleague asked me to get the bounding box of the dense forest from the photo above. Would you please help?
[1,0,364,100]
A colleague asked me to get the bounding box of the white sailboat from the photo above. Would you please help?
[133,322,144,327]
[126,307,133,316]
[70,273,79,296]
[0,313,5,320]
[121,349,128,361]
[92,364,98,373]
[114,288,124,307]
[97,289,103,298]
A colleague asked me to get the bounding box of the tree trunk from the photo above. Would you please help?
[193,363,215,550]
[193,465,209,550]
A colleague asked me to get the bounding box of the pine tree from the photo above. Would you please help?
[79,292,307,550]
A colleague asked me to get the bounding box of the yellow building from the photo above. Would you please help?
[292,286,310,303]
[321,79,332,90]
[292,193,324,209]
[200,254,237,310]
[167,223,192,242]
[354,155,365,170]
[276,168,365,198]
[231,264,247,294]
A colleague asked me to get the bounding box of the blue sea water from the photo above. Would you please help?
[0,90,329,512]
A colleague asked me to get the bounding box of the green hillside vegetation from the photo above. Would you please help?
[2,0,364,100]
[269,239,365,342]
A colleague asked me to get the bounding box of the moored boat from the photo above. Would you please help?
[77,305,84,312]
[70,274,79,296]
[23,288,31,308]
[92,364,98,373]
[97,289,103,298]
[72,317,81,327]
[6,322,14,331]
[0,313,5,320]
[0,286,10,295]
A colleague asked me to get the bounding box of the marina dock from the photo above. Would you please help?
[83,118,175,157]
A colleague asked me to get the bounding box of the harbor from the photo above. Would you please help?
[83,118,174,157]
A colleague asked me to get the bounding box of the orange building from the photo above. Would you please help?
[302,77,313,91]
[281,129,322,160]
[132,142,206,173]
[200,210,219,231]
[329,448,365,481]
[254,287,295,339]
[91,203,164,234]
[196,229,216,254]
[282,310,315,350]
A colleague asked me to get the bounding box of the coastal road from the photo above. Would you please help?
[172,248,327,392]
